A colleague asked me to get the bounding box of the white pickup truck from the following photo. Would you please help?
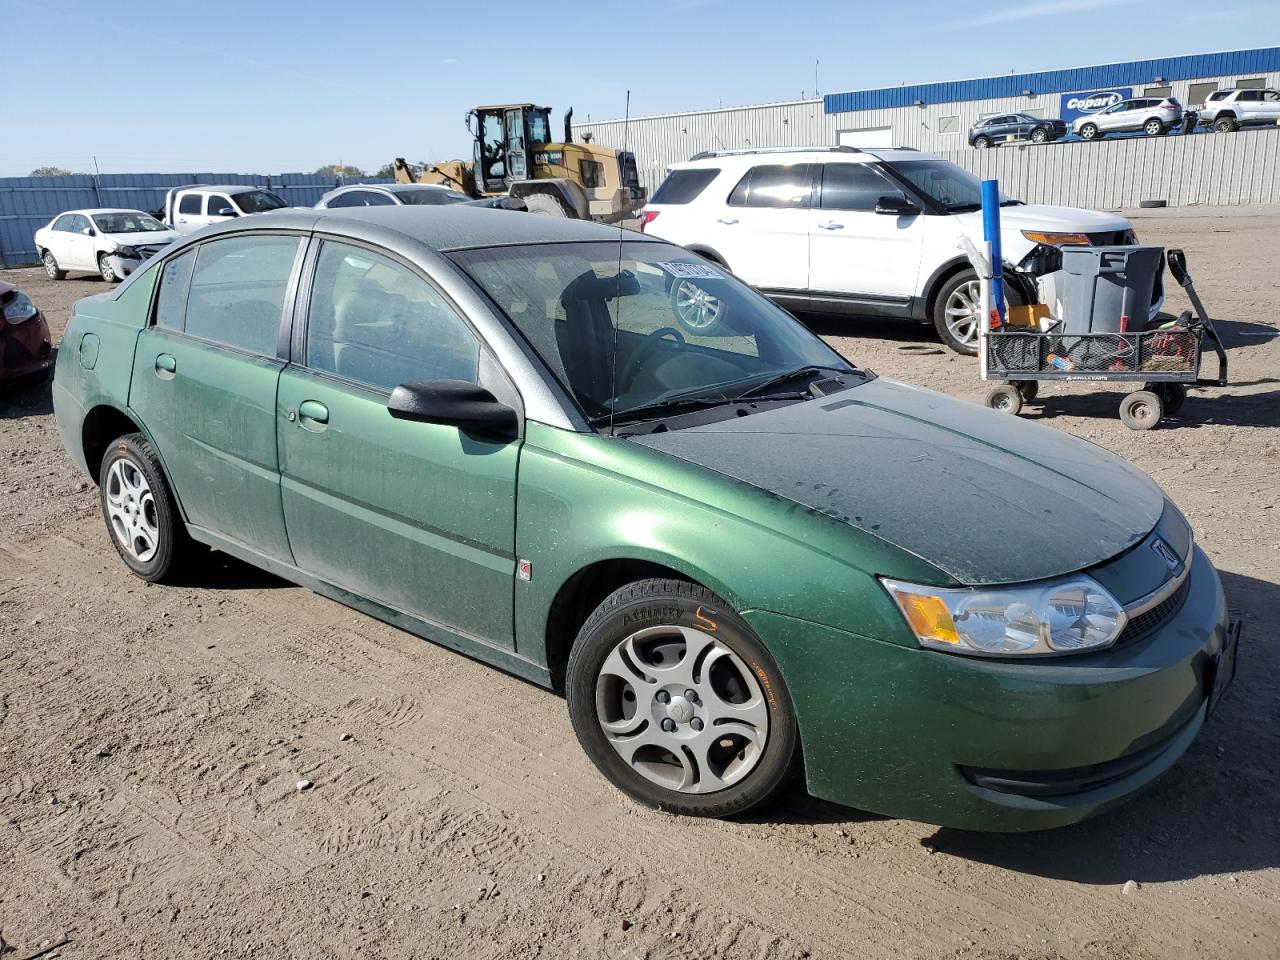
[160,184,289,235]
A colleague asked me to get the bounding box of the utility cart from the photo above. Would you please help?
[979,248,1229,430]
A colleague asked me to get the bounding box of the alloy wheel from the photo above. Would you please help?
[105,458,160,562]
[672,279,725,332]
[944,279,983,346]
[594,625,769,794]
[99,255,117,283]
[44,253,58,278]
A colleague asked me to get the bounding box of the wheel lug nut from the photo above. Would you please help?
[684,689,698,703]
[661,718,676,733]
[656,690,670,704]
[691,718,704,731]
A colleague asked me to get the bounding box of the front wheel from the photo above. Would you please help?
[1144,119,1166,136]
[98,253,118,283]
[1120,390,1164,431]
[566,579,799,818]
[1079,123,1100,141]
[973,136,989,149]
[932,268,1025,356]
[986,384,1024,415]
[521,193,571,217]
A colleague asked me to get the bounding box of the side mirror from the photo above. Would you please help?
[387,380,518,437]
[82,226,95,235]
[875,196,919,216]
[216,207,238,217]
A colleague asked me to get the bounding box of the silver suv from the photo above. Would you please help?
[1073,97,1184,140]
[1196,88,1280,132]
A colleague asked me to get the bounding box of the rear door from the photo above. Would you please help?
[807,162,924,302]
[173,192,204,234]
[705,163,812,294]
[50,214,92,269]
[129,233,303,560]
[276,238,519,646]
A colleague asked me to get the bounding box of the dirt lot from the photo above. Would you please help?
[1,206,1277,960]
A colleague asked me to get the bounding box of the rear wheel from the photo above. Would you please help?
[566,579,798,818]
[1030,127,1049,144]
[98,433,190,582]
[1079,123,1100,141]
[1213,116,1238,133]
[42,250,65,280]
[1120,390,1163,431]
[1146,382,1187,415]
[1014,380,1039,402]
[986,384,1024,415]
[522,193,571,217]
[1144,118,1166,136]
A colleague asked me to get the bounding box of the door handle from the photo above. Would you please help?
[817,221,844,230]
[154,353,176,379]
[297,400,329,431]
[717,217,739,225]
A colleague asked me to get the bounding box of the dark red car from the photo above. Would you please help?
[1,280,52,386]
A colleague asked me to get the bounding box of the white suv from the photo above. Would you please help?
[640,147,1144,353]
[1196,87,1280,132]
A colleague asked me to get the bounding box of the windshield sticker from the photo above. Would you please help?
[657,261,725,280]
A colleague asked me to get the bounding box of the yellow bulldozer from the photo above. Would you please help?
[394,103,645,221]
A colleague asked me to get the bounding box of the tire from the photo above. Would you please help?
[932,268,1025,356]
[98,433,189,582]
[566,578,799,818]
[1144,119,1166,137]
[973,136,989,149]
[1119,390,1163,431]
[1030,127,1048,144]
[98,253,118,283]
[985,384,1024,415]
[42,250,66,281]
[1213,116,1238,133]
[521,193,572,218]
[1147,382,1187,415]
[670,277,728,335]
[1079,123,1100,141]
[1014,380,1039,402]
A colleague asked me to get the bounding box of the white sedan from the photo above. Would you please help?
[34,209,180,282]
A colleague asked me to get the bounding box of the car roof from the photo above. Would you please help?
[197,205,658,252]
[54,208,150,217]
[327,183,453,194]
[175,184,271,193]
[669,146,936,169]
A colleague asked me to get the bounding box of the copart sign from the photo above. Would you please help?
[1060,88,1132,122]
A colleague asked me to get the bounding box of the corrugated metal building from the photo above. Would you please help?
[575,47,1280,197]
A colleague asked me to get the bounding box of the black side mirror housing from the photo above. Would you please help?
[387,380,519,437]
[875,196,919,216]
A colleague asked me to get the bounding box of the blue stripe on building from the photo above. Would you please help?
[823,47,1280,113]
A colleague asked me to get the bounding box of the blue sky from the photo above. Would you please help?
[4,0,1278,177]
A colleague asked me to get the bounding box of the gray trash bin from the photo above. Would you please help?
[1059,245,1164,334]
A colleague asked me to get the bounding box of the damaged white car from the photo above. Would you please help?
[35,209,179,282]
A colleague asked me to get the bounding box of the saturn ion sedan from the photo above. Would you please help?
[51,206,1239,830]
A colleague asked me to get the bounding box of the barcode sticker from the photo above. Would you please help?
[657,261,724,280]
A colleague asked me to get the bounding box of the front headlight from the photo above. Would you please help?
[1021,230,1091,246]
[880,575,1126,657]
[114,245,140,259]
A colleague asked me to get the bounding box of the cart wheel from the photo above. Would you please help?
[1120,390,1164,430]
[1146,382,1187,415]
[1014,380,1039,402]
[986,384,1024,415]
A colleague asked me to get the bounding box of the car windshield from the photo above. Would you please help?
[92,211,168,233]
[231,190,287,213]
[887,159,1019,211]
[450,240,859,428]
[398,188,471,206]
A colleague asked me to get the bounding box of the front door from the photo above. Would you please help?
[504,108,528,182]
[277,238,519,647]
[708,162,813,293]
[807,162,924,302]
[129,233,303,561]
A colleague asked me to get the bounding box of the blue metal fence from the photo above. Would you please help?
[0,172,391,267]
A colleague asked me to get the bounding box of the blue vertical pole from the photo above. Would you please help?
[981,179,1004,327]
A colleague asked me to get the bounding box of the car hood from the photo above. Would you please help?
[632,378,1164,585]
[953,204,1131,236]
[107,230,180,247]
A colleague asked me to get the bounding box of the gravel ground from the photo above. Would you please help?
[1,205,1277,960]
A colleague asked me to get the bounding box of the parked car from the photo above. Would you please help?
[639,146,1152,354]
[1,280,52,386]
[968,113,1067,148]
[316,182,527,210]
[51,206,1235,831]
[1073,97,1184,140]
[1196,87,1280,132]
[34,209,179,282]
[160,185,289,235]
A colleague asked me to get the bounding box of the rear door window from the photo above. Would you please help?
[178,194,202,215]
[650,168,720,204]
[183,235,301,355]
[154,250,196,330]
[727,164,814,209]
[327,191,369,208]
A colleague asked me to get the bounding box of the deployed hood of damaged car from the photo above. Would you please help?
[633,378,1164,585]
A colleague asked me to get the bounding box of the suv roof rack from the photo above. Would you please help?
[687,145,863,161]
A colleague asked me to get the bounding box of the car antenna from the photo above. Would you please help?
[610,89,632,438]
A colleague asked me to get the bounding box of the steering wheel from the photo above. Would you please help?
[617,326,685,396]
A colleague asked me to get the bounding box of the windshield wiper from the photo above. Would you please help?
[733,365,849,401]
[944,202,983,213]
[589,394,737,427]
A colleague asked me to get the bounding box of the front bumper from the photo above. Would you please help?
[106,254,144,277]
[1,316,53,382]
[746,545,1230,831]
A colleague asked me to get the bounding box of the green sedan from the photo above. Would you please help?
[52,207,1238,830]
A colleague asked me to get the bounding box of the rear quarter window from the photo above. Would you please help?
[649,168,720,205]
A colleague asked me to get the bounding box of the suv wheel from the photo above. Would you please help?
[1143,118,1165,136]
[1079,123,1100,141]
[973,136,989,149]
[932,268,1025,356]
[566,578,799,818]
[1030,127,1048,144]
[1213,116,1238,133]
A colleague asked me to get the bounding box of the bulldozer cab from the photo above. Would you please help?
[470,104,554,194]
